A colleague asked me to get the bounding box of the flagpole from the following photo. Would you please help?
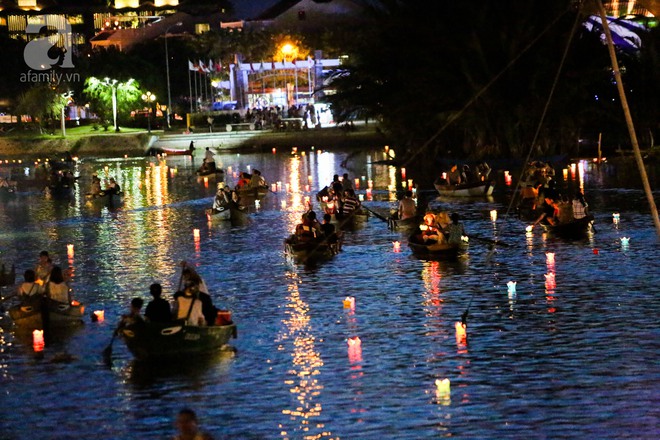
[188,68,193,114]
[194,70,198,112]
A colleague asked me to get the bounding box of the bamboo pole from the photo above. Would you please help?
[597,0,660,237]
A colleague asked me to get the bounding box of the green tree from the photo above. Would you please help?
[83,77,141,130]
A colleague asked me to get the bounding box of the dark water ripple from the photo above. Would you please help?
[0,153,658,439]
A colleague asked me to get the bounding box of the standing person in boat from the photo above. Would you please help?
[89,174,102,196]
[173,408,214,440]
[442,213,466,244]
[398,190,417,220]
[17,269,39,298]
[45,266,70,304]
[201,147,216,173]
[188,140,195,153]
[144,283,171,323]
[35,250,53,286]
[572,191,589,220]
[340,188,360,217]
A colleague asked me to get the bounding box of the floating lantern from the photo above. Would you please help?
[93,310,105,322]
[366,188,372,199]
[292,147,298,154]
[304,196,310,205]
[563,168,568,179]
[420,224,429,231]
[612,213,620,224]
[305,184,310,192]
[490,210,497,222]
[401,181,407,188]
[280,200,287,209]
[343,296,355,309]
[203,177,209,187]
[384,145,389,153]
[435,378,451,395]
[461,235,469,243]
[593,248,599,255]
[193,229,200,239]
[621,237,630,247]
[526,225,533,233]
[407,179,413,189]
[361,175,366,181]
[401,167,406,179]
[504,171,512,186]
[254,200,260,210]
[271,183,277,192]
[546,252,555,264]
[33,329,44,352]
[393,241,401,252]
[354,178,360,188]
[276,181,282,192]
[455,322,467,343]
[358,194,364,202]
[507,281,517,295]
[272,147,276,154]
[67,244,74,258]
[347,336,361,347]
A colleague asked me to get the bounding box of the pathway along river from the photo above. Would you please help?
[0,148,658,439]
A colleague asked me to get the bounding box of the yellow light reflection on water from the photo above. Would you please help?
[278,272,333,440]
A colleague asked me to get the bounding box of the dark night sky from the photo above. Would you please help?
[232,0,281,19]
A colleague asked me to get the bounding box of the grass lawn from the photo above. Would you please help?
[3,125,157,141]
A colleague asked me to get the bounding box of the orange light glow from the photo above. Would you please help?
[368,179,373,189]
[401,167,406,179]
[272,147,276,154]
[354,178,360,189]
[193,228,200,240]
[455,321,467,345]
[393,241,401,252]
[93,310,105,322]
[67,244,74,258]
[343,296,355,309]
[490,210,497,222]
[33,329,44,352]
[546,252,555,264]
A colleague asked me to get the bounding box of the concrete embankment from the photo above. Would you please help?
[0,125,388,160]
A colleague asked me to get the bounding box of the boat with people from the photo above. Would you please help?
[407,235,466,260]
[119,319,237,361]
[541,214,594,239]
[85,191,124,208]
[8,297,85,329]
[434,179,494,197]
[284,234,344,264]
[206,185,249,223]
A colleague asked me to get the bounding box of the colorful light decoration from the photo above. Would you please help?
[407,179,413,189]
[343,296,356,309]
[393,241,401,252]
[193,229,200,240]
[280,200,287,209]
[504,171,512,186]
[33,329,44,352]
[354,178,360,188]
[358,194,364,202]
[563,168,568,179]
[67,244,74,258]
[621,237,630,248]
[368,179,373,189]
[347,336,361,347]
[490,210,497,222]
[271,183,277,192]
[366,188,372,200]
[546,252,555,264]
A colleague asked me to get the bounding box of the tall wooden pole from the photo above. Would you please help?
[597,1,660,237]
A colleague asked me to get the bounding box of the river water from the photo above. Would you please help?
[0,148,658,439]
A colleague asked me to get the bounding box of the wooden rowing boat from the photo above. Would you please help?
[205,205,248,223]
[284,233,343,264]
[388,215,421,231]
[119,320,237,361]
[433,178,494,197]
[236,186,268,199]
[407,235,465,260]
[8,297,84,329]
[541,214,594,239]
[85,192,124,208]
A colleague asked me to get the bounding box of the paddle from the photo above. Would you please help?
[102,328,118,366]
[361,204,389,223]
[461,292,476,327]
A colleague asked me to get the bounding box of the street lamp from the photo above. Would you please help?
[165,21,183,129]
[279,43,297,107]
[141,91,156,133]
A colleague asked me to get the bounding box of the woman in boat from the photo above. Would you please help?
[398,190,416,220]
[45,266,70,304]
[418,213,443,244]
[173,286,206,326]
[442,213,466,244]
[295,211,322,242]
[572,191,589,220]
[17,269,39,298]
[235,172,250,189]
[34,250,53,286]
[89,174,102,196]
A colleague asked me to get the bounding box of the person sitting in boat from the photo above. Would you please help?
[295,211,321,242]
[212,185,231,212]
[461,165,475,183]
[572,191,589,220]
[320,213,338,244]
[119,297,145,329]
[398,190,416,220]
[181,269,216,326]
[173,287,206,326]
[199,147,217,174]
[89,174,102,196]
[342,173,353,191]
[340,188,360,217]
[235,172,251,189]
[475,161,491,181]
[104,177,121,196]
[442,213,466,244]
[419,213,443,244]
[180,261,210,296]
[446,165,462,185]
[144,283,171,323]
[532,197,560,227]
[249,169,266,189]
[45,266,70,304]
[17,269,39,298]
[35,250,53,287]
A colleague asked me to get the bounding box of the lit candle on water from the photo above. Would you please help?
[93,310,105,322]
[67,244,74,258]
[254,200,260,210]
[193,229,200,240]
[435,378,451,396]
[621,237,630,247]
[272,147,277,154]
[393,241,401,252]
[347,336,361,347]
[612,213,620,224]
[563,168,568,179]
[507,281,517,295]
[358,194,364,201]
[546,252,555,264]
[490,210,497,222]
[33,329,44,352]
[343,296,356,309]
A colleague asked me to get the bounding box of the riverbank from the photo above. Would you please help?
[0,124,390,160]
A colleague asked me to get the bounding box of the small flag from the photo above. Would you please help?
[188,60,196,71]
[215,60,222,72]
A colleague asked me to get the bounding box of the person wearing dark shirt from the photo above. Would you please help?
[320,213,337,244]
[144,283,171,323]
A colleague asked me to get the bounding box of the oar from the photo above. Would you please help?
[361,204,389,223]
[461,292,476,327]
[102,324,122,366]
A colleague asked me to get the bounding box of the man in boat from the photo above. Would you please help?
[249,169,266,189]
[340,188,360,217]
[320,213,338,244]
[17,269,39,299]
[398,190,416,220]
[295,211,321,242]
[144,283,171,323]
[201,147,216,173]
[174,408,214,440]
[532,197,560,227]
[442,213,466,244]
[342,173,353,191]
[475,161,491,181]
